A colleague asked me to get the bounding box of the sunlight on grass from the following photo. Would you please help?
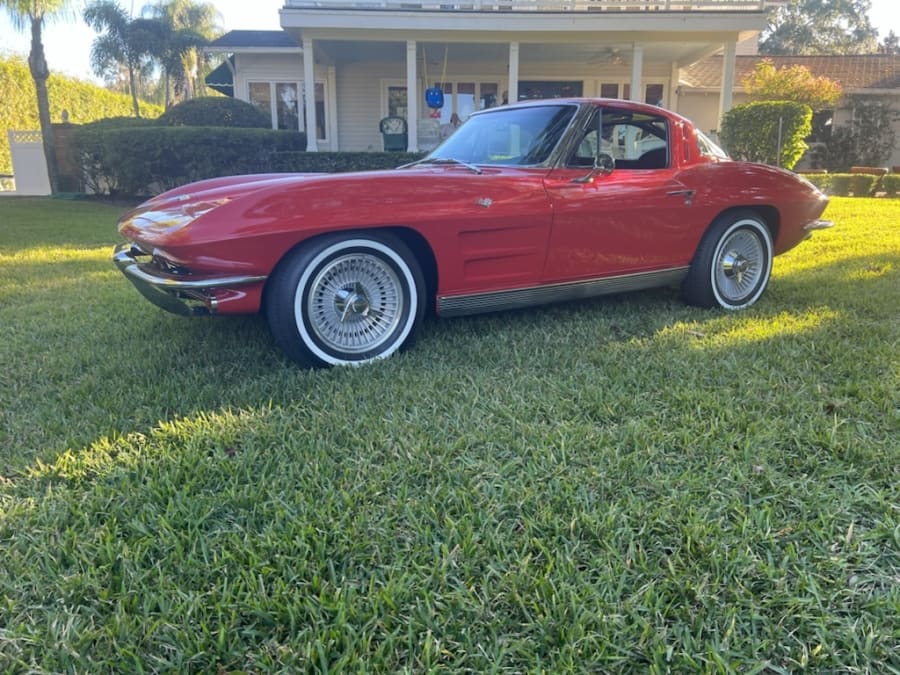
[0,245,113,265]
[660,308,842,349]
[845,260,894,281]
[0,196,897,672]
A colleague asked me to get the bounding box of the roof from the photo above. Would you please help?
[206,30,300,51]
[682,54,900,91]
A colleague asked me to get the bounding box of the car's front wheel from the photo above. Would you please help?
[265,232,425,368]
[683,210,773,310]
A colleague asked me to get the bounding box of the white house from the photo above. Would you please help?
[204,0,900,167]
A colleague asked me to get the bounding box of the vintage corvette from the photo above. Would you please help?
[114,98,833,368]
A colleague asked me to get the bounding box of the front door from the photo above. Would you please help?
[542,107,701,284]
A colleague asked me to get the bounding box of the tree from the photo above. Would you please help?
[1,0,75,194]
[143,0,221,105]
[879,30,899,55]
[743,60,842,111]
[84,1,163,117]
[812,96,899,171]
[760,0,878,55]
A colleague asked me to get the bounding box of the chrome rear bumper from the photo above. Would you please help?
[113,243,266,316]
[804,219,835,231]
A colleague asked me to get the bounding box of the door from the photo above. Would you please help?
[541,107,702,283]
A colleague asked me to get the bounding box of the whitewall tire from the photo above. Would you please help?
[683,211,773,310]
[265,232,424,368]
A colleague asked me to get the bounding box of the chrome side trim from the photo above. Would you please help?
[113,243,266,316]
[438,267,689,318]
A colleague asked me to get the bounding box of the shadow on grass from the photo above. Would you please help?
[1,247,896,474]
[1,242,897,671]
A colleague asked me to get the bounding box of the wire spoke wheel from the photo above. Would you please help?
[266,233,424,368]
[683,211,773,311]
[714,229,765,304]
[307,253,404,354]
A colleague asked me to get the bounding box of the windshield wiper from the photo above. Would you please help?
[399,157,483,174]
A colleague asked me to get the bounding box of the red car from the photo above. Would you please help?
[114,98,832,368]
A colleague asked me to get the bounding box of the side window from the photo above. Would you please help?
[569,110,669,170]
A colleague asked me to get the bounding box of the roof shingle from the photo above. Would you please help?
[682,54,900,91]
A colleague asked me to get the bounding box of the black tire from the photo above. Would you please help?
[265,232,425,368]
[683,210,773,310]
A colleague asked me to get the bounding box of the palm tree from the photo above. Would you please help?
[84,0,162,116]
[144,0,221,104]
[1,0,75,194]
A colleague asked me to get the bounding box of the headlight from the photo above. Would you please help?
[125,199,230,237]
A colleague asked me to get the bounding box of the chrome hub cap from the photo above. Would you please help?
[307,253,404,354]
[716,230,763,302]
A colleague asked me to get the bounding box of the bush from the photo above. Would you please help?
[158,97,271,128]
[0,53,162,175]
[880,174,900,197]
[720,100,812,169]
[271,151,427,173]
[810,96,899,172]
[849,174,879,196]
[72,126,307,196]
[77,116,159,131]
[799,173,831,193]
[827,174,879,197]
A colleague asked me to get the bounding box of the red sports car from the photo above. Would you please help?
[114,98,832,368]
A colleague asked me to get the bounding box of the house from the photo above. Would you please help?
[679,53,900,167]
[204,0,899,167]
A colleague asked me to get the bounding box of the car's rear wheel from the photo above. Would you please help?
[683,210,773,310]
[265,232,424,368]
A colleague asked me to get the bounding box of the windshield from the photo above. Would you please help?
[428,104,578,166]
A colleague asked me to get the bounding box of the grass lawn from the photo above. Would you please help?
[0,195,898,672]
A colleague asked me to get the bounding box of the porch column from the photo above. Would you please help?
[406,40,419,152]
[508,41,519,105]
[302,36,318,152]
[630,44,643,102]
[667,62,680,111]
[717,40,737,129]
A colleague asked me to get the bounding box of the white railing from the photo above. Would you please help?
[285,0,777,10]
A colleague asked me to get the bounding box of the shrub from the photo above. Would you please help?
[271,151,427,173]
[827,174,879,197]
[158,97,271,128]
[799,173,831,193]
[811,96,899,172]
[77,116,159,131]
[849,174,879,197]
[72,126,306,196]
[0,53,162,175]
[880,174,900,197]
[829,174,851,196]
[720,100,812,169]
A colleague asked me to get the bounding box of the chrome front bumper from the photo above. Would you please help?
[113,243,267,316]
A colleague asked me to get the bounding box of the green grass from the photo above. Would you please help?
[0,195,898,672]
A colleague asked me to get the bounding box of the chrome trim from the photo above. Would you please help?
[804,219,835,231]
[438,266,689,317]
[113,243,266,316]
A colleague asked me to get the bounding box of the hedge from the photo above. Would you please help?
[72,126,307,196]
[271,151,427,173]
[881,174,900,197]
[720,101,812,170]
[0,54,162,175]
[799,173,831,193]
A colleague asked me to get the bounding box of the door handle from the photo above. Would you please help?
[667,189,695,205]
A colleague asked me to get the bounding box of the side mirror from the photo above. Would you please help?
[595,152,615,174]
[572,152,616,184]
